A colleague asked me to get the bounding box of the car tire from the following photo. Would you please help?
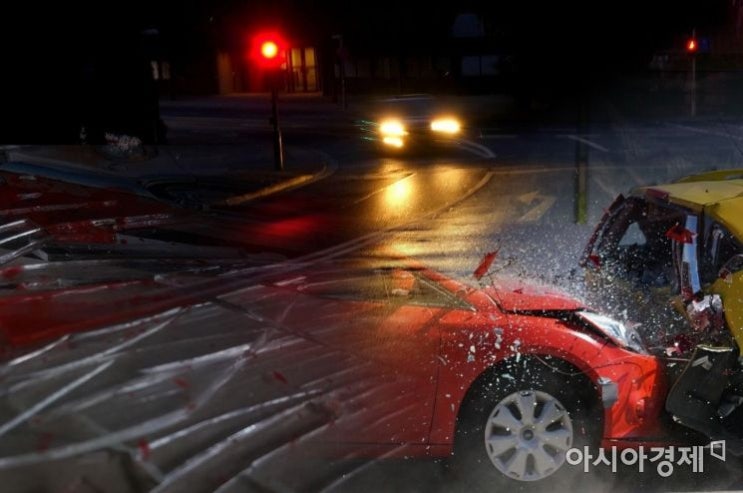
[448,359,603,491]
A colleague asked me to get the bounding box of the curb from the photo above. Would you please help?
[3,146,336,205]
[217,162,331,206]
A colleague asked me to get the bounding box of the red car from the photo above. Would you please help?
[0,169,671,489]
[235,255,671,484]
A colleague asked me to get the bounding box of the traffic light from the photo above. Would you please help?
[247,30,288,171]
[261,41,279,60]
[686,38,697,53]
[251,32,286,69]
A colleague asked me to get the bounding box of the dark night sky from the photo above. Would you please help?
[2,0,733,71]
[0,0,735,142]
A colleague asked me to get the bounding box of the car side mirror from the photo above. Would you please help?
[719,254,743,280]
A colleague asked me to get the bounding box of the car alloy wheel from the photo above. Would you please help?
[484,389,573,481]
[450,360,601,488]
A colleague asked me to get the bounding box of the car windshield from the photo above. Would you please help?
[4,2,743,492]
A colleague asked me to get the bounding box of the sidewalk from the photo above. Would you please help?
[2,142,331,205]
[1,93,365,205]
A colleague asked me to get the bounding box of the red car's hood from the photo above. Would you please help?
[482,278,584,312]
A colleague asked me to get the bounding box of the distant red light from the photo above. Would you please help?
[261,41,279,60]
[686,38,697,52]
[250,31,287,69]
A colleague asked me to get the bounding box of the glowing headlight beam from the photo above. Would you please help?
[382,136,405,148]
[430,118,461,134]
[379,120,407,137]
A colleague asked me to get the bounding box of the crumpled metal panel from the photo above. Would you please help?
[0,271,425,492]
[0,171,433,492]
[0,170,285,268]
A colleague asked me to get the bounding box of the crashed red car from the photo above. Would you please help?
[0,169,674,489]
[239,256,671,485]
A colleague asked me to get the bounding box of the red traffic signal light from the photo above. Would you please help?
[250,32,286,69]
[686,38,697,53]
[261,41,279,60]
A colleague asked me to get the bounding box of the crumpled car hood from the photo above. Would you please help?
[482,278,584,313]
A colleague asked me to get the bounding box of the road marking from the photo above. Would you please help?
[516,194,557,223]
[457,139,497,159]
[561,135,609,152]
[351,173,416,204]
[667,122,743,141]
[517,190,541,205]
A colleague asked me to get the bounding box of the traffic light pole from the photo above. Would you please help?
[253,35,286,170]
[269,73,285,171]
[690,28,697,117]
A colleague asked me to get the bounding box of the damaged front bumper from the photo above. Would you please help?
[594,355,672,448]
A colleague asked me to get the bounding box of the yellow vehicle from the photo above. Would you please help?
[582,169,743,453]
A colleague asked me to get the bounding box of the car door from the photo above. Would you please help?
[701,222,743,348]
[250,266,449,445]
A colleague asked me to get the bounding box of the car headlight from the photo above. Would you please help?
[577,310,647,353]
[381,136,405,148]
[379,119,407,137]
[430,117,461,134]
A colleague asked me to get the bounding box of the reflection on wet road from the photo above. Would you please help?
[213,159,493,257]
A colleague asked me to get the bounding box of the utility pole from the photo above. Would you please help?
[687,29,698,117]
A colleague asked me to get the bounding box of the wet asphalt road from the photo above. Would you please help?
[4,100,743,492]
[160,100,743,491]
